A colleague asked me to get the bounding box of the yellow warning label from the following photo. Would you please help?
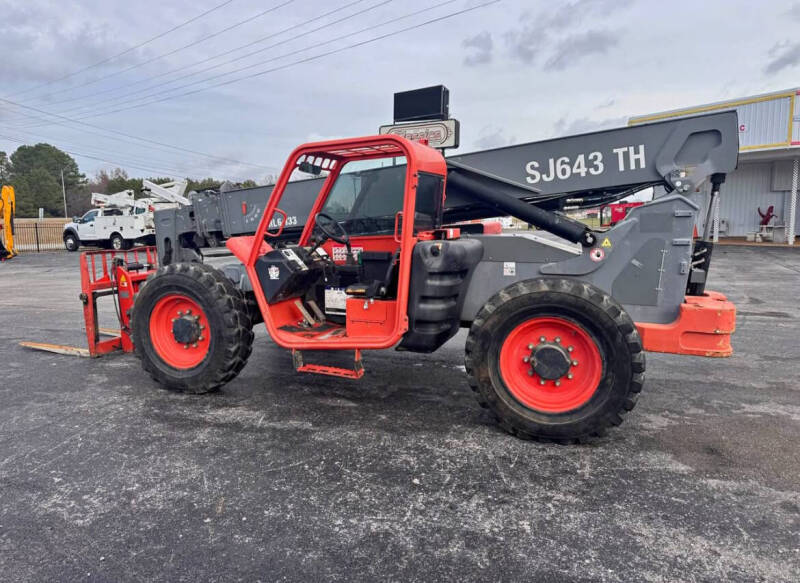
[601,237,612,248]
[119,275,128,287]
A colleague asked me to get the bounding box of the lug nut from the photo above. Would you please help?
[186,309,192,315]
[555,380,561,387]
[567,373,573,379]
[527,344,534,350]
[183,344,189,349]
[522,356,530,363]
[527,369,533,376]
[171,317,176,322]
[539,336,546,342]
[192,342,198,348]
[555,337,561,343]
[539,379,546,385]
[567,346,574,352]
[198,336,205,341]
[200,325,206,330]
[572,360,578,366]
[177,311,183,316]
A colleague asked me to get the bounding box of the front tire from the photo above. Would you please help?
[64,232,80,252]
[465,278,645,442]
[132,262,254,394]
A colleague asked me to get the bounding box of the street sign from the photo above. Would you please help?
[379,119,460,149]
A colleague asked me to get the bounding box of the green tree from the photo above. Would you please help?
[7,143,85,217]
[0,151,10,184]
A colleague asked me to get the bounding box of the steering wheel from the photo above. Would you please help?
[314,212,350,244]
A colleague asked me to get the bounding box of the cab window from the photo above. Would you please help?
[321,159,406,236]
[413,173,444,232]
[81,210,99,223]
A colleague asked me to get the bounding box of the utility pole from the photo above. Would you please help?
[60,168,68,218]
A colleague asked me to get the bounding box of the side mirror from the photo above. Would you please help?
[73,216,81,223]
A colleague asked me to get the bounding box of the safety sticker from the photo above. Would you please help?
[590,248,605,262]
[601,237,612,248]
[503,261,516,276]
[324,287,347,315]
[268,266,280,280]
[118,275,128,287]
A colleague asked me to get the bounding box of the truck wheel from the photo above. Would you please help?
[63,232,80,252]
[465,278,645,443]
[132,262,254,394]
[110,233,131,250]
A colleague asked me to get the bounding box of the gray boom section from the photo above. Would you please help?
[447,110,738,200]
[459,194,699,325]
[155,111,737,264]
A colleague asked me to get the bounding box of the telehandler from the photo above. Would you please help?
[127,111,738,442]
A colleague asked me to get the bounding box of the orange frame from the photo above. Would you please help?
[242,134,447,351]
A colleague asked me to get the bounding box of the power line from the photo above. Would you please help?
[5,0,236,99]
[25,0,376,116]
[3,126,243,179]
[55,0,474,121]
[0,133,188,178]
[24,0,295,105]
[0,96,279,171]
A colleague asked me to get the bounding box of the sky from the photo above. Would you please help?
[1,0,799,183]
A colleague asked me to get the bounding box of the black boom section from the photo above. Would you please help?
[398,238,483,353]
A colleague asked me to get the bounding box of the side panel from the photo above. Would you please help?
[459,194,698,325]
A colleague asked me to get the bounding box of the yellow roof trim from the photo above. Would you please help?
[629,91,796,125]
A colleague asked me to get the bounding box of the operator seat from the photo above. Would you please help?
[345,250,399,299]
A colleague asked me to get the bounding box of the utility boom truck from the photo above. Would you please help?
[63,180,189,251]
[129,110,739,442]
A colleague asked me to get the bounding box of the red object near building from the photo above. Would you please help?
[600,202,644,227]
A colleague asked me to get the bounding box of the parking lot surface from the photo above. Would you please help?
[1,246,798,582]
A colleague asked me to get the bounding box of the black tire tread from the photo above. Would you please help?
[464,278,645,443]
[133,262,254,394]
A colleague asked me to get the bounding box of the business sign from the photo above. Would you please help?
[379,119,460,149]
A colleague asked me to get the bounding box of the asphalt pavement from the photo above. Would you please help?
[0,246,798,582]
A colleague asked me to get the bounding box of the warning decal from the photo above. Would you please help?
[601,237,612,248]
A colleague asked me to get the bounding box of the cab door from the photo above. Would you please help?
[78,210,99,240]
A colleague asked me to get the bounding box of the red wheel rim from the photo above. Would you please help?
[149,294,211,369]
[499,317,602,413]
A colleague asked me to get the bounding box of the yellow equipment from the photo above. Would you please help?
[1,185,17,260]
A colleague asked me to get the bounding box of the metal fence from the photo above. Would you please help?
[11,222,67,253]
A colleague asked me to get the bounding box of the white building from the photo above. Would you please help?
[630,88,799,245]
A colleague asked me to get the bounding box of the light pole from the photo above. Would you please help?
[60,168,68,218]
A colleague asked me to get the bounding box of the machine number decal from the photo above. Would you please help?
[503,261,516,276]
[268,266,280,280]
[525,145,646,184]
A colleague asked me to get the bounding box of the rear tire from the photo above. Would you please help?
[110,233,131,250]
[465,278,645,443]
[132,262,254,394]
[63,232,80,252]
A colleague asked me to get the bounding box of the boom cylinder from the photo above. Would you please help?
[446,170,596,246]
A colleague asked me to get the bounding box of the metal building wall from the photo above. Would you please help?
[693,162,789,237]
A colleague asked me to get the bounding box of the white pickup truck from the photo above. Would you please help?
[62,204,155,251]
[63,181,189,251]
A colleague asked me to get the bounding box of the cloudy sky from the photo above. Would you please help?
[1,0,799,182]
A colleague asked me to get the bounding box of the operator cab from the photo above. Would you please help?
[238,136,448,351]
